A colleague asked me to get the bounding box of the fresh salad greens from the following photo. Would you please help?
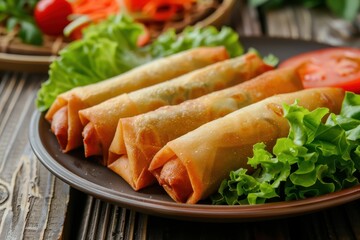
[0,0,42,45]
[249,0,360,21]
[248,47,279,67]
[36,14,244,112]
[212,92,360,205]
[148,26,243,59]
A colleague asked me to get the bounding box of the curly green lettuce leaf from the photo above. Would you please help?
[2,0,43,45]
[284,101,329,145]
[247,47,279,67]
[211,167,279,205]
[7,17,43,45]
[212,92,360,205]
[36,14,147,112]
[36,14,244,112]
[148,25,243,58]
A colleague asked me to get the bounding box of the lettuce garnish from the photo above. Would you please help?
[212,92,360,205]
[36,14,244,112]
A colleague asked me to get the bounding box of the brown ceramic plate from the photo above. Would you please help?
[29,37,360,222]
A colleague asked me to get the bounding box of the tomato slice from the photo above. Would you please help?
[279,48,360,93]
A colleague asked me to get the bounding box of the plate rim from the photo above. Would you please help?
[29,36,360,221]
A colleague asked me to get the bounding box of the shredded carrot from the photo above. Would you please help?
[71,0,120,22]
[66,0,196,43]
[123,0,196,21]
[143,3,178,21]
[69,0,196,27]
[145,0,195,21]
[66,0,120,39]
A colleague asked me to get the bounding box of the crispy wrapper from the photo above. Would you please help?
[149,87,345,204]
[45,46,229,152]
[108,67,304,190]
[79,52,273,164]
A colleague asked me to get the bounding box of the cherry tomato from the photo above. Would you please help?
[279,48,360,93]
[34,0,73,36]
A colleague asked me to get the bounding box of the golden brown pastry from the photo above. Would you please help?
[108,67,304,190]
[149,87,345,204]
[45,47,230,152]
[79,52,273,164]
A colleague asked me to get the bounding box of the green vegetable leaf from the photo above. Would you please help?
[36,15,149,111]
[283,100,329,145]
[2,0,43,45]
[212,92,360,205]
[326,0,360,20]
[18,19,43,45]
[247,47,279,67]
[212,168,279,205]
[148,25,244,58]
[262,53,279,67]
[340,91,360,119]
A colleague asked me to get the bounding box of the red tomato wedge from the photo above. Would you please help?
[279,48,360,93]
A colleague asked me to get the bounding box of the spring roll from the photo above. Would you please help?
[149,87,345,204]
[79,52,273,164]
[108,67,304,190]
[45,46,229,152]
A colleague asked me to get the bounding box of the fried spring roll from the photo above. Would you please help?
[45,46,229,152]
[149,88,345,204]
[108,68,304,190]
[79,52,273,164]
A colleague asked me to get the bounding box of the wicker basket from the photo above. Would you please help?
[0,0,235,73]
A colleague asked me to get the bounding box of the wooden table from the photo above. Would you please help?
[1,1,360,239]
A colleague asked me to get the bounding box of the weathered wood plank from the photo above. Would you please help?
[230,0,262,36]
[265,6,302,39]
[264,4,360,48]
[75,195,148,240]
[0,72,70,240]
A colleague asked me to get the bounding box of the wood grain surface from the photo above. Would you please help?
[0,72,70,239]
[1,1,360,239]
